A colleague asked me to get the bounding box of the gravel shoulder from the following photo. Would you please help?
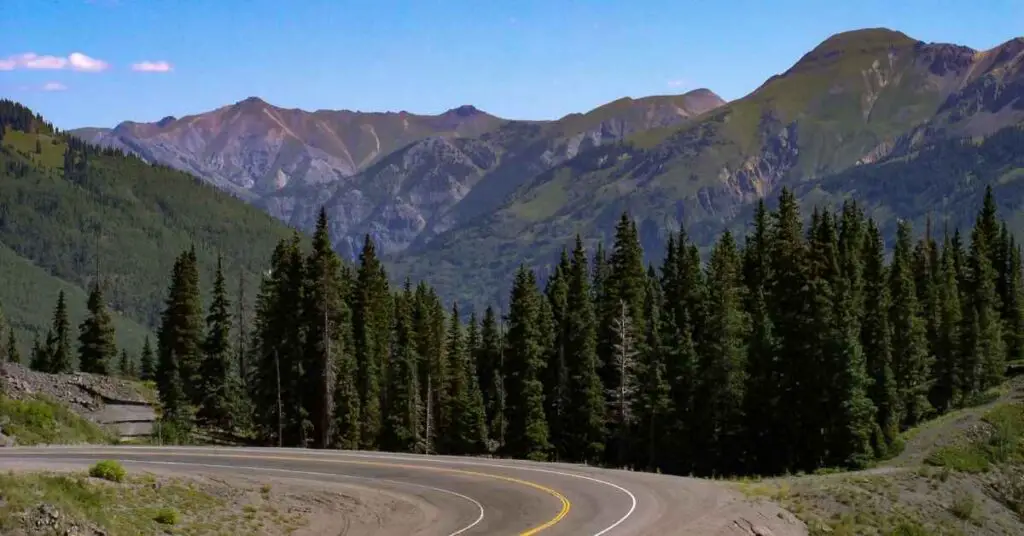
[0,461,461,536]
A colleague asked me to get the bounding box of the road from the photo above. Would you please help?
[0,446,806,535]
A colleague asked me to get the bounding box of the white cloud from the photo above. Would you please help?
[667,79,688,88]
[131,60,173,73]
[68,52,109,72]
[0,52,108,71]
[41,82,68,91]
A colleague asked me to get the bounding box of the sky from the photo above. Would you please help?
[1,0,1023,129]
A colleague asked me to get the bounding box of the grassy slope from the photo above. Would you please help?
[0,470,310,535]
[0,121,298,355]
[0,395,115,445]
[732,377,1024,536]
[390,29,962,312]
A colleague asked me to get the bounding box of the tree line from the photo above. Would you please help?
[13,185,1019,477]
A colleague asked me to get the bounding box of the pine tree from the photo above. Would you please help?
[637,266,672,471]
[118,349,133,378]
[543,250,572,460]
[178,246,205,405]
[6,328,19,364]
[302,209,349,448]
[352,234,391,449]
[78,282,117,375]
[382,282,422,452]
[889,220,932,427]
[48,291,73,374]
[442,302,488,454]
[1003,238,1024,362]
[766,188,811,472]
[139,336,155,381]
[477,306,505,449]
[197,256,240,431]
[30,333,48,372]
[931,233,963,412]
[741,200,779,474]
[503,265,550,461]
[696,231,748,475]
[963,215,1005,395]
[862,221,899,455]
[156,253,195,426]
[562,236,606,464]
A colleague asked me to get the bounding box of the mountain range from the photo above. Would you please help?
[72,27,1024,311]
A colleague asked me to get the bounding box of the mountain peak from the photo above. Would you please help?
[156,116,177,128]
[811,27,917,55]
[234,96,270,110]
[443,104,485,117]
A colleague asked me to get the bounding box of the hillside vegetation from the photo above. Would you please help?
[0,99,298,361]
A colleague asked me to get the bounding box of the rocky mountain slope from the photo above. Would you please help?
[389,28,1024,310]
[74,90,726,257]
[73,27,1024,312]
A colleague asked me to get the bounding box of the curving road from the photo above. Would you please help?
[0,446,806,535]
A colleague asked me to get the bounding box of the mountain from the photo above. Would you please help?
[0,100,296,357]
[388,28,1024,310]
[74,90,726,257]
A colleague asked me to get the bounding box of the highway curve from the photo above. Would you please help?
[0,446,806,535]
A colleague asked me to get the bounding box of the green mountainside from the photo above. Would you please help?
[390,28,1024,312]
[0,100,297,359]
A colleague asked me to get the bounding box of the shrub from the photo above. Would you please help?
[153,507,180,525]
[88,460,126,483]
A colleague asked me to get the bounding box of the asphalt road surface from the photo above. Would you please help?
[0,446,806,535]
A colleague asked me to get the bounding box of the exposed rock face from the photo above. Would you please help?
[0,363,156,439]
[87,90,726,258]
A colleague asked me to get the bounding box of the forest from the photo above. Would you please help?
[11,184,1018,478]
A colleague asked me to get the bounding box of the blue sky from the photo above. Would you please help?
[1,0,1022,129]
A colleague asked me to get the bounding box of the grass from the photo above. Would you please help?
[0,395,115,445]
[925,403,1024,473]
[0,470,224,535]
[89,460,127,483]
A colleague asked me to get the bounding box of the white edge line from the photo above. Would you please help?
[17,446,638,536]
[4,456,485,536]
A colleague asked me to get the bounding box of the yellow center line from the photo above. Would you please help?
[66,450,571,535]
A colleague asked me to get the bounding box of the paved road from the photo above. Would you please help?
[0,446,806,535]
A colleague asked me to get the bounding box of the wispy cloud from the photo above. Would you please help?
[131,60,173,73]
[667,79,688,88]
[0,52,109,72]
[41,82,68,92]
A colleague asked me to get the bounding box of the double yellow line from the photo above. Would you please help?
[79,450,571,535]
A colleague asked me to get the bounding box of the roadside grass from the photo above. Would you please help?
[0,470,223,535]
[0,395,116,445]
[925,403,1024,473]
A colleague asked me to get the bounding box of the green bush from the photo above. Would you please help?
[0,396,112,445]
[153,507,180,525]
[88,460,126,483]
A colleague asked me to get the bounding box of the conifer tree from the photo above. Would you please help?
[6,328,19,364]
[78,282,116,375]
[543,250,571,459]
[697,230,748,475]
[889,220,932,427]
[333,258,362,450]
[30,333,48,372]
[741,200,778,473]
[139,336,155,381]
[178,246,204,405]
[382,283,422,452]
[302,209,349,448]
[117,349,133,378]
[156,254,195,426]
[766,188,811,472]
[443,302,488,454]
[1000,232,1024,362]
[503,265,550,461]
[477,306,505,449]
[197,257,240,431]
[637,266,672,471]
[352,234,391,449]
[964,216,1005,394]
[931,234,963,411]
[47,291,73,374]
[861,221,899,455]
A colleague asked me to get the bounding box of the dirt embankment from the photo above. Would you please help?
[0,363,157,440]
